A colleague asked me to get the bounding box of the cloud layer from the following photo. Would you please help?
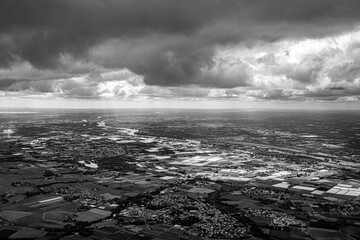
[1,0,360,103]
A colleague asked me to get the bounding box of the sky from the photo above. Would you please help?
[1,0,360,109]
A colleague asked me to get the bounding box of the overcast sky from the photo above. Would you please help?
[1,0,360,109]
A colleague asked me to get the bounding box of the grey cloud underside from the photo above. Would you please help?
[2,0,360,90]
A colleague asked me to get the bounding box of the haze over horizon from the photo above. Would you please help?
[1,0,360,109]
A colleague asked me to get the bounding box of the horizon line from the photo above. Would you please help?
[1,107,360,111]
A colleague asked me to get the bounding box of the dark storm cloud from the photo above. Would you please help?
[328,62,360,82]
[245,86,360,101]
[6,79,58,93]
[0,79,21,89]
[0,0,227,69]
[91,37,216,87]
[273,57,324,84]
[1,0,360,88]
